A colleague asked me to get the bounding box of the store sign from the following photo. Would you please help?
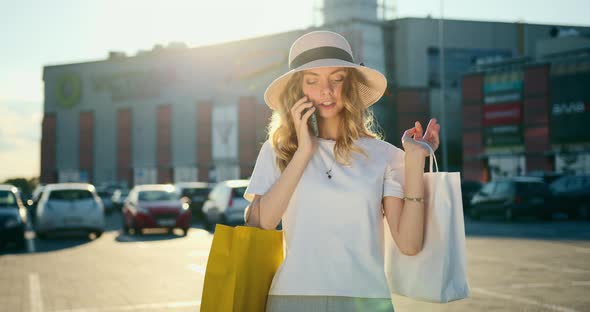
[550,72,590,143]
[92,69,176,102]
[484,81,522,94]
[484,92,521,104]
[552,101,589,116]
[484,125,523,147]
[483,102,522,126]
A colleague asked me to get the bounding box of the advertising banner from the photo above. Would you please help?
[550,71,590,143]
[484,125,523,147]
[483,102,522,126]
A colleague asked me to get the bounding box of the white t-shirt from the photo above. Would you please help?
[244,136,405,298]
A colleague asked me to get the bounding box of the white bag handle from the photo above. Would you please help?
[404,138,439,173]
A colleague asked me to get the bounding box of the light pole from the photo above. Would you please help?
[438,0,449,171]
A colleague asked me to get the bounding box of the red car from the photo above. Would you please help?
[122,185,191,236]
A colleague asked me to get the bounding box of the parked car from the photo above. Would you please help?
[175,182,212,221]
[202,180,249,230]
[122,184,191,236]
[27,185,45,225]
[34,183,105,239]
[461,180,482,213]
[111,189,129,211]
[0,185,28,249]
[469,177,552,221]
[526,171,565,185]
[549,175,590,220]
[97,189,114,213]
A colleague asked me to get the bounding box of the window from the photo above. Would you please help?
[48,190,93,201]
[138,191,179,201]
[480,182,495,195]
[232,187,247,198]
[495,181,513,194]
[0,191,17,207]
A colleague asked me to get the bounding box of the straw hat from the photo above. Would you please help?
[263,31,387,110]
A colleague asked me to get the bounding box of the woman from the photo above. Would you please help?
[244,31,440,312]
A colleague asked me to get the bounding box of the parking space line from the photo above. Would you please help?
[472,287,579,312]
[472,255,590,274]
[50,300,200,312]
[509,280,590,289]
[187,264,206,274]
[510,282,555,289]
[29,273,43,312]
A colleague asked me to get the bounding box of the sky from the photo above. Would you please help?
[1,0,588,181]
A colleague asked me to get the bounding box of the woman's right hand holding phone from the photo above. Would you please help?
[290,96,318,158]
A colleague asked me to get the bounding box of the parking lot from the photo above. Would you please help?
[1,211,590,312]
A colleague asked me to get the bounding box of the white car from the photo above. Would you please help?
[202,179,249,230]
[35,183,105,239]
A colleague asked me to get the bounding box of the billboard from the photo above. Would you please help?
[483,102,522,126]
[483,71,523,104]
[550,70,590,143]
[484,125,523,147]
[482,70,524,147]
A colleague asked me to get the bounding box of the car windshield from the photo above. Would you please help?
[48,189,94,201]
[181,188,210,198]
[0,191,17,208]
[139,191,179,201]
[479,182,495,195]
[232,187,247,198]
[495,181,513,194]
[97,191,111,197]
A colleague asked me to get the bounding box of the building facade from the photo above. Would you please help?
[40,0,590,186]
[461,35,590,181]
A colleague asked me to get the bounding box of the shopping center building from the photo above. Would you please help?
[40,0,590,186]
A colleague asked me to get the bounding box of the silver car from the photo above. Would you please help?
[202,179,249,230]
[35,183,105,239]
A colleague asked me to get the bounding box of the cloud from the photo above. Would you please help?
[0,99,42,181]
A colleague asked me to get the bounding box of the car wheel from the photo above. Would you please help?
[16,238,26,250]
[469,209,480,220]
[578,204,590,220]
[123,222,130,234]
[35,231,47,240]
[504,208,513,222]
[203,215,213,231]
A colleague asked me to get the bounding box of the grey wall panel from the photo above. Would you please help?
[172,98,196,166]
[55,109,78,171]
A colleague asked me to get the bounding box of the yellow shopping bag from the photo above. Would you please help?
[200,224,284,312]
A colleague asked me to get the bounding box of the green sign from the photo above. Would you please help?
[484,125,523,147]
[55,72,82,108]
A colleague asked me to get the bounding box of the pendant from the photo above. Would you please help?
[326,170,332,179]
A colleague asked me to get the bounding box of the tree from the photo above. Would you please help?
[2,177,39,199]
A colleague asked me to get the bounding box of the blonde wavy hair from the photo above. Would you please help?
[266,68,383,172]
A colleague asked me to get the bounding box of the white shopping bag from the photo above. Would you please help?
[384,142,470,303]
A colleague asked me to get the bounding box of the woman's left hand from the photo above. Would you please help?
[401,118,440,157]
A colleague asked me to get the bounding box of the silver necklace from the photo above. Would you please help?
[318,145,337,179]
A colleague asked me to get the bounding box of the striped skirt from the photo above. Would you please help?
[266,295,394,312]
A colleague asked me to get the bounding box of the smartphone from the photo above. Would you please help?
[301,94,319,136]
[309,111,319,136]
